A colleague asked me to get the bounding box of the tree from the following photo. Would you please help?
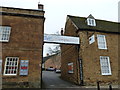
[46,31,61,55]
[47,31,61,55]
[47,44,60,55]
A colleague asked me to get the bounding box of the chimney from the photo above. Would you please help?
[46,53,49,56]
[38,3,44,10]
[61,28,64,35]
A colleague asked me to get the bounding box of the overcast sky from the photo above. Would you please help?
[1,0,119,56]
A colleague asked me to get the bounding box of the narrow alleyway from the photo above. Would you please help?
[42,71,81,89]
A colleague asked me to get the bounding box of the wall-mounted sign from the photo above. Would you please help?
[0,60,2,74]
[44,34,80,45]
[68,62,74,73]
[19,60,29,76]
[89,35,95,44]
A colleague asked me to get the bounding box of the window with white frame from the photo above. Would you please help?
[4,57,19,75]
[100,56,112,75]
[97,35,107,49]
[0,26,11,42]
[87,18,96,26]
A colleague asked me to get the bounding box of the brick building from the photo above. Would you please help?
[61,15,119,86]
[43,53,61,70]
[0,4,45,88]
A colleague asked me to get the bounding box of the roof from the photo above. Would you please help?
[0,6,44,12]
[87,14,95,19]
[67,15,119,33]
[0,6,45,19]
[42,52,60,64]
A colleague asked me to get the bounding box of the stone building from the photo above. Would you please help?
[61,15,119,86]
[0,4,45,88]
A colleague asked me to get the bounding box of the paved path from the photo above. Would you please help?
[42,71,81,89]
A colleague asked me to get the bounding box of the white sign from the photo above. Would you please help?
[68,62,74,73]
[44,34,80,44]
[19,60,29,76]
[89,35,95,44]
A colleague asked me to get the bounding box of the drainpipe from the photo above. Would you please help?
[79,58,84,85]
[78,44,84,85]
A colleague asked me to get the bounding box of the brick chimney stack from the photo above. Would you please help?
[61,28,64,35]
[38,3,44,10]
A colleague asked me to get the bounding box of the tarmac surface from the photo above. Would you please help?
[42,71,81,89]
[42,71,119,90]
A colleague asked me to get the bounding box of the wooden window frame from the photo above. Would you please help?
[97,35,107,49]
[0,26,11,42]
[100,56,112,75]
[87,18,96,26]
[4,57,19,76]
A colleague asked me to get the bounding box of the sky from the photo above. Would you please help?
[1,0,119,56]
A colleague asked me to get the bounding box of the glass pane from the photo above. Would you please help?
[10,58,12,61]
[4,57,18,75]
[0,26,11,42]
[5,70,7,74]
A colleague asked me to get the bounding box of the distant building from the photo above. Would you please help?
[43,53,61,70]
[61,15,119,86]
[0,4,45,88]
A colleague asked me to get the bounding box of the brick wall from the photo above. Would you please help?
[0,7,45,88]
[79,31,119,85]
[44,53,61,69]
[61,18,119,86]
[61,19,80,84]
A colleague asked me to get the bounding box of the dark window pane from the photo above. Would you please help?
[15,62,17,65]
[14,70,16,74]
[5,70,7,74]
[7,61,9,65]
[6,66,8,69]
[10,58,12,61]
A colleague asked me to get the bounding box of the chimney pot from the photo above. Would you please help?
[38,3,44,10]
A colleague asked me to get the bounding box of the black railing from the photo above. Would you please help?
[97,81,113,90]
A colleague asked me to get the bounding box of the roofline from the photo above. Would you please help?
[67,15,119,24]
[0,11,45,19]
[77,28,120,34]
[43,52,60,58]
[0,6,45,13]
[43,52,60,63]
[67,15,119,34]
